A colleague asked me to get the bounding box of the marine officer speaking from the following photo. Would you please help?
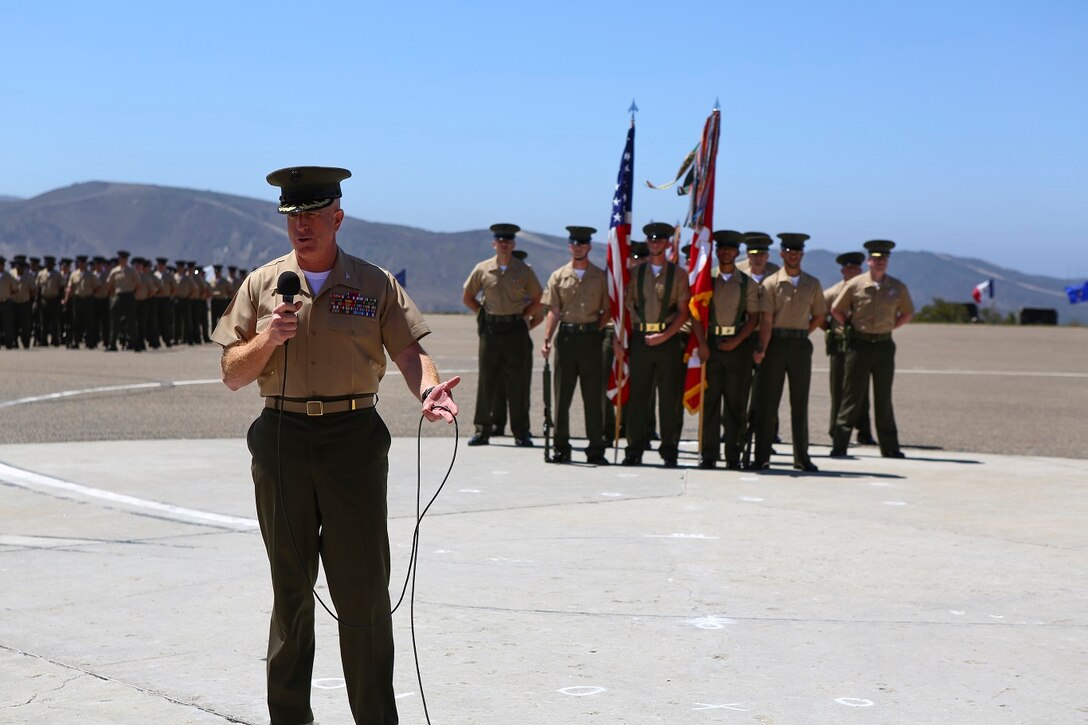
[539,225,611,465]
[462,223,543,447]
[830,239,913,458]
[212,165,459,725]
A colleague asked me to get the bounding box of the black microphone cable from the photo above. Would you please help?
[274,335,458,725]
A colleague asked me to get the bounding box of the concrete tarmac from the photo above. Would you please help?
[2,319,1087,724]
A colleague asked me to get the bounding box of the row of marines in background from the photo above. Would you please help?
[0,252,247,352]
[464,223,913,472]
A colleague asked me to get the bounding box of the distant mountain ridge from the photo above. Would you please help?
[1,181,1085,323]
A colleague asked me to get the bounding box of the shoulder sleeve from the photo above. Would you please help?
[542,269,561,308]
[832,280,855,313]
[526,264,544,299]
[811,278,828,316]
[897,280,914,315]
[381,271,431,359]
[211,272,259,347]
[463,264,482,295]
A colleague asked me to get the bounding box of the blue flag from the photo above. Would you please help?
[1065,281,1088,304]
[394,268,407,288]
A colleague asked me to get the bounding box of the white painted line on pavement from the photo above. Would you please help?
[0,379,221,409]
[0,461,259,531]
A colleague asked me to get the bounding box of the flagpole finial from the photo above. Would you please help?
[713,97,720,111]
[629,99,639,118]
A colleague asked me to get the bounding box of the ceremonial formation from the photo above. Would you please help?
[463,222,913,472]
[0,253,246,351]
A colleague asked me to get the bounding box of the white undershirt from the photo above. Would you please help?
[650,264,663,277]
[303,269,332,296]
[573,268,586,280]
[720,272,733,282]
[499,265,508,273]
[789,274,800,288]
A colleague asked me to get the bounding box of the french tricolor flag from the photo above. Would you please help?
[972,279,995,303]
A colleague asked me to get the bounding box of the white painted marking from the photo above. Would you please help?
[600,492,624,497]
[0,461,259,531]
[739,476,759,482]
[0,379,221,409]
[693,702,747,711]
[458,488,481,493]
[615,473,639,478]
[895,368,1088,379]
[491,470,510,475]
[740,496,764,502]
[558,686,606,697]
[950,610,966,615]
[868,481,895,488]
[395,692,415,700]
[688,616,734,630]
[313,678,345,690]
[433,549,453,554]
[644,533,719,540]
[989,614,1004,619]
[836,698,874,707]
[883,500,908,507]
[0,535,106,548]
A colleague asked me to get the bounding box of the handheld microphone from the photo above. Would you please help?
[276,271,301,305]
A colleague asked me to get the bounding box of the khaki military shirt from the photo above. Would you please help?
[832,272,913,334]
[761,268,827,330]
[0,269,15,302]
[156,269,177,297]
[625,261,691,325]
[134,271,150,301]
[736,259,780,278]
[709,270,761,330]
[824,280,846,334]
[147,271,163,298]
[191,274,208,300]
[212,247,429,399]
[211,276,233,299]
[542,262,610,325]
[107,266,138,295]
[463,256,543,316]
[36,269,64,299]
[12,271,34,303]
[68,268,98,298]
[175,273,192,300]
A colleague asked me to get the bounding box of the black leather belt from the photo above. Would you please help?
[772,328,808,340]
[854,331,893,342]
[559,322,598,333]
[636,322,665,332]
[266,394,377,416]
[484,313,521,323]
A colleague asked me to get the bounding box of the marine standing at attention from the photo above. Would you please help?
[462,223,543,447]
[617,222,691,467]
[830,239,913,459]
[539,226,612,465]
[750,233,826,472]
[823,252,875,446]
[213,165,458,725]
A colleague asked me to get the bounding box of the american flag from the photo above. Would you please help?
[606,122,635,410]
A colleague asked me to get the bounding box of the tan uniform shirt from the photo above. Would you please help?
[709,270,761,331]
[68,269,98,298]
[625,261,692,325]
[824,280,846,334]
[542,262,610,325]
[463,256,543,316]
[212,248,429,399]
[13,271,35,303]
[36,269,64,299]
[736,259,780,278]
[0,269,15,302]
[107,266,138,295]
[191,274,208,300]
[156,269,177,298]
[832,272,913,334]
[761,268,827,330]
[146,271,163,298]
[211,277,233,299]
[175,273,192,300]
[134,271,150,301]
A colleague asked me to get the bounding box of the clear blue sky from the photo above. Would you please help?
[3,0,1086,277]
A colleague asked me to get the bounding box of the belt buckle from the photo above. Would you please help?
[305,400,324,416]
[717,326,735,336]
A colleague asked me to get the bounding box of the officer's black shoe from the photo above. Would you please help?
[651,431,661,441]
[829,447,850,458]
[662,458,679,469]
[697,459,716,470]
[105,345,118,352]
[467,434,489,446]
[621,455,642,466]
[793,460,819,472]
[745,460,770,471]
[883,450,906,459]
[514,435,535,448]
[856,431,877,445]
[586,455,610,466]
[774,434,782,444]
[725,460,742,471]
[551,450,571,464]
[490,425,506,437]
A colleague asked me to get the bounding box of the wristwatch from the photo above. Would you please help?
[421,386,435,403]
